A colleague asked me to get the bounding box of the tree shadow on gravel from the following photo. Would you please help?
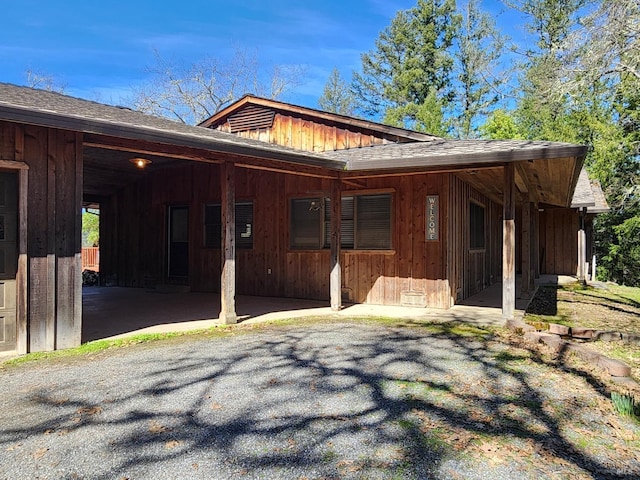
[1,320,639,479]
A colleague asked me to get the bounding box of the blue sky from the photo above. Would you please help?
[1,0,524,109]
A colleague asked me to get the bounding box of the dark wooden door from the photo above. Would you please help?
[0,172,17,352]
[167,206,189,279]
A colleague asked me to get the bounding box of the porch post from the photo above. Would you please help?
[220,161,237,324]
[577,207,587,284]
[529,202,537,288]
[502,164,516,320]
[330,180,342,311]
[533,201,540,278]
[520,199,532,297]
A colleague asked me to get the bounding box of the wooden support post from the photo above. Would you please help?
[529,202,537,288]
[220,162,237,324]
[330,180,342,311]
[16,167,28,354]
[577,208,586,284]
[503,164,516,320]
[533,201,540,278]
[521,199,531,297]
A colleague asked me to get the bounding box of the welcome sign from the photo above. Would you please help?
[426,195,439,241]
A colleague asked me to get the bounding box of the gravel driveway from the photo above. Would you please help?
[1,321,638,479]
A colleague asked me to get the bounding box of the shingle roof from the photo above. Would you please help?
[571,168,596,207]
[570,168,610,213]
[0,83,589,185]
[0,83,345,169]
[321,138,588,171]
[588,180,610,213]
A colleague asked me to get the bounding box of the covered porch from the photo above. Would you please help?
[81,278,541,343]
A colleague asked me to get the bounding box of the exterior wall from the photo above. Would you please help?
[448,175,502,303]
[216,112,405,153]
[102,163,453,308]
[0,121,82,352]
[539,207,579,275]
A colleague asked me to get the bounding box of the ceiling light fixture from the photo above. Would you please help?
[130,157,152,169]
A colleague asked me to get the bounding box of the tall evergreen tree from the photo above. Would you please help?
[510,0,586,141]
[451,0,506,138]
[318,68,356,116]
[352,0,459,132]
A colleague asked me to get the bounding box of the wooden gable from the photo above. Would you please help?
[201,95,438,153]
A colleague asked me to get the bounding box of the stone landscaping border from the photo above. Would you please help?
[506,319,637,386]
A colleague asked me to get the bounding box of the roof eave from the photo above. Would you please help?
[0,103,347,171]
[344,145,589,172]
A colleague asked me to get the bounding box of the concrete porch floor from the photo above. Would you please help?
[82,275,578,342]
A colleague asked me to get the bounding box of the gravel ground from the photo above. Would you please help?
[1,321,639,480]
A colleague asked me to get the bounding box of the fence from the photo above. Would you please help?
[81,247,99,271]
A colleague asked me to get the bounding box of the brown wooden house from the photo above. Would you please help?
[0,86,589,354]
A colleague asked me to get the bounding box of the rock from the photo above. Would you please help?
[548,323,570,336]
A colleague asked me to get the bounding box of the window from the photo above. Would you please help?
[290,193,392,250]
[470,201,485,249]
[290,198,323,249]
[204,202,253,249]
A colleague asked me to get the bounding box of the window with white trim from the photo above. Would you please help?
[204,201,253,249]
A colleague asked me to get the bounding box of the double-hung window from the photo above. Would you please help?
[204,201,253,249]
[291,193,392,250]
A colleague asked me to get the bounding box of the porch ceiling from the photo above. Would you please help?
[455,156,580,207]
[83,145,185,201]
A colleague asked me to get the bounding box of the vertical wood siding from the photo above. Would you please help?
[0,121,82,352]
[539,208,578,275]
[220,113,402,152]
[448,174,502,302]
[102,166,454,308]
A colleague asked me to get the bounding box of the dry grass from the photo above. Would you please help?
[525,282,640,383]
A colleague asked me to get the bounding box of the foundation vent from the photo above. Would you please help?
[401,290,427,308]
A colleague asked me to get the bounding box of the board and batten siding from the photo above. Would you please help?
[448,174,502,303]
[539,207,579,275]
[102,164,453,308]
[216,113,402,153]
[0,121,82,352]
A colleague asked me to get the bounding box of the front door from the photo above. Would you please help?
[167,206,189,279]
[0,172,18,352]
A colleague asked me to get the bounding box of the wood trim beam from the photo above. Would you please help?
[235,160,338,179]
[342,164,502,180]
[503,163,516,320]
[84,138,224,163]
[219,161,237,324]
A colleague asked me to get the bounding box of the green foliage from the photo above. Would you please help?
[318,67,356,116]
[82,210,99,247]
[479,109,522,139]
[602,216,640,285]
[611,392,638,419]
[383,88,448,136]
[451,0,506,138]
[352,0,459,131]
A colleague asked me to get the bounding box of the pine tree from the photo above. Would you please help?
[318,68,356,116]
[451,0,506,138]
[352,0,459,132]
